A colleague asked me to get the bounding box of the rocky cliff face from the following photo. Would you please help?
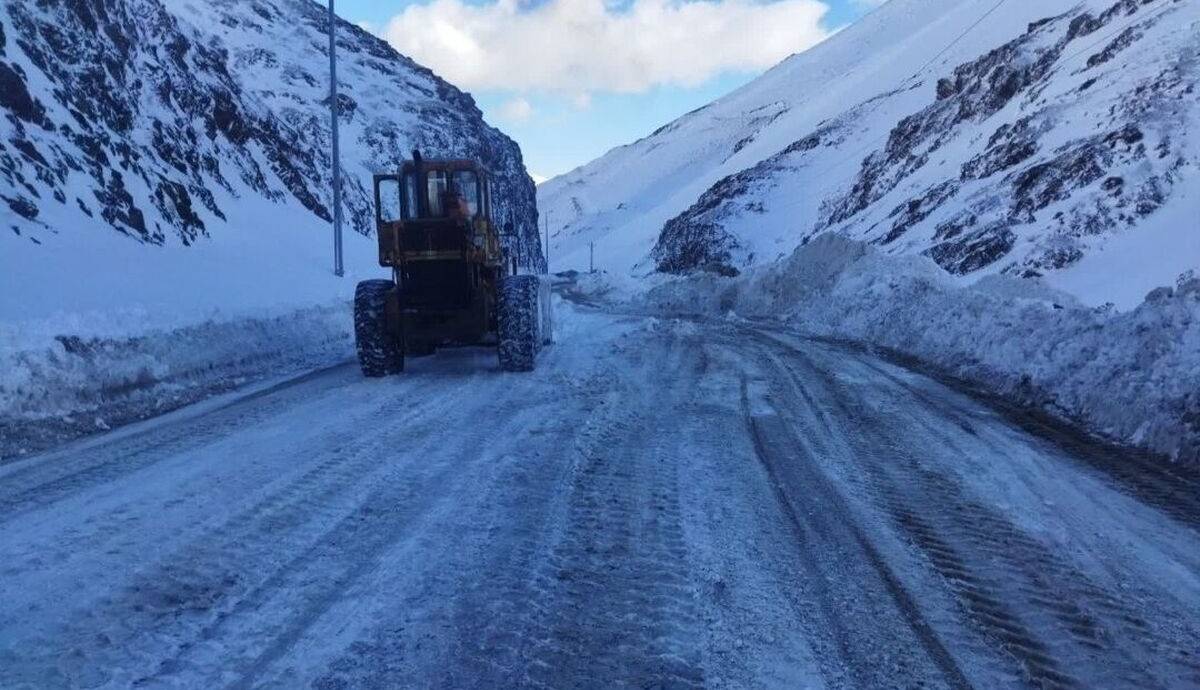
[1,0,542,266]
[808,0,1193,279]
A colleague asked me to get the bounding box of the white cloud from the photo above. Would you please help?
[531,172,549,184]
[382,0,832,94]
[570,92,592,110]
[498,96,535,122]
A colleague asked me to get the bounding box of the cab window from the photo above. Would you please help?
[453,171,480,217]
[401,172,419,220]
[426,171,450,217]
[377,177,402,222]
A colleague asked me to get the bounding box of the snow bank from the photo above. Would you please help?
[642,234,1200,462]
[554,269,667,307]
[0,303,354,459]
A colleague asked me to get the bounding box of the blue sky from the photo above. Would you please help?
[337,0,876,181]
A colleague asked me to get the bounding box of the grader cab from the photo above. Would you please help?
[353,151,549,376]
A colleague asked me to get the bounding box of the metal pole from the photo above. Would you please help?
[329,0,344,277]
[543,210,550,274]
[589,241,594,273]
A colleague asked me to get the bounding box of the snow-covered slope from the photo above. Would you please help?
[539,0,1198,308]
[0,0,541,325]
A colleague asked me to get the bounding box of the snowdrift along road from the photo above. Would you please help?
[2,304,1198,689]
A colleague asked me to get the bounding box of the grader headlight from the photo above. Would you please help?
[472,219,486,248]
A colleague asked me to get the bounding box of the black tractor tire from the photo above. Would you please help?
[354,280,404,377]
[498,275,539,372]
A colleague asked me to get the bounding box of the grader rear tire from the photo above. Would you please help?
[354,280,404,377]
[498,275,539,372]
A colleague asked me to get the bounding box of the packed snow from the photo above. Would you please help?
[2,301,1198,688]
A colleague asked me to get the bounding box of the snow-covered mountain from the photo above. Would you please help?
[1,0,540,322]
[539,0,1198,308]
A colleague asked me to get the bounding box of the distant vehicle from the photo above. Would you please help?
[354,151,550,376]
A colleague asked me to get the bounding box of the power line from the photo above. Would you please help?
[907,0,1011,84]
[799,0,1012,189]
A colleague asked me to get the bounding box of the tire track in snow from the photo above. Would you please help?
[803,342,1200,688]
[0,372,472,689]
[836,343,1200,533]
[0,377,448,605]
[303,320,709,688]
[496,329,707,689]
[299,366,625,688]
[161,371,519,689]
[764,333,1200,689]
[737,365,972,690]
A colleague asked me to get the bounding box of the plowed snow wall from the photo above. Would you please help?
[1,304,354,459]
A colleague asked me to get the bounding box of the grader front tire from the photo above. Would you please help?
[354,280,404,377]
[498,275,539,372]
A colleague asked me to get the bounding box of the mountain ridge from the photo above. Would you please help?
[539,0,1198,308]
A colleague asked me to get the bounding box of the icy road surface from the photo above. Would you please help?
[2,306,1199,689]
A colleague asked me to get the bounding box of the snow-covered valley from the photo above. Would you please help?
[2,0,1199,685]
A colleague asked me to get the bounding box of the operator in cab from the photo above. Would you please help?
[441,182,471,221]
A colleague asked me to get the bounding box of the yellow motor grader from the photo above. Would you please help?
[354,151,549,376]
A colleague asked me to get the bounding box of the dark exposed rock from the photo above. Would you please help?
[962,117,1041,180]
[653,218,741,275]
[11,138,48,167]
[881,180,958,244]
[820,0,1171,239]
[3,193,38,220]
[152,180,205,244]
[1036,244,1085,271]
[94,171,151,241]
[823,14,1076,229]
[807,0,1186,280]
[730,103,790,155]
[0,61,49,127]
[925,222,1015,274]
[653,121,845,273]
[653,171,759,274]
[1087,26,1142,68]
[1008,143,1107,221]
[324,93,358,119]
[933,212,976,242]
